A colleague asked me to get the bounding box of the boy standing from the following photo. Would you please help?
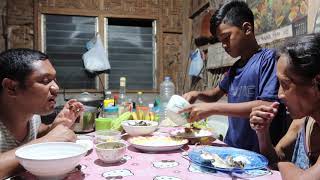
[181,1,288,152]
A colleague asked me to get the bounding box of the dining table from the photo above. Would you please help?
[14,129,283,180]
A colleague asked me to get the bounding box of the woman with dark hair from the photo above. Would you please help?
[250,33,320,179]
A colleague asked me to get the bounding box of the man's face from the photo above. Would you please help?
[17,59,59,115]
[216,22,246,58]
[277,55,317,119]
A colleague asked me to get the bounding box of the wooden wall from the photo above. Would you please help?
[6,0,34,49]
[3,0,193,94]
[0,0,6,52]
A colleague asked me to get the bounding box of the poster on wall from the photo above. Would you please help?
[247,0,308,44]
[314,10,320,33]
[306,0,320,33]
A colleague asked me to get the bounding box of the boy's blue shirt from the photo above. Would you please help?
[219,48,280,152]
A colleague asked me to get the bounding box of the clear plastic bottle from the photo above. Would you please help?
[136,92,145,107]
[118,77,126,106]
[103,91,114,108]
[101,106,119,119]
[159,76,175,123]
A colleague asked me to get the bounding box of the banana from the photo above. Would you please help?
[139,110,145,120]
[132,112,138,120]
[145,113,150,120]
[149,112,155,121]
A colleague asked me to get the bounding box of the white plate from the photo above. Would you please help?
[128,136,188,152]
[76,139,93,152]
[169,128,214,139]
[77,135,93,140]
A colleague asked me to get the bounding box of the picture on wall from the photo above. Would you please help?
[247,0,308,35]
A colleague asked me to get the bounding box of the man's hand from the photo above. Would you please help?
[250,102,279,132]
[53,99,84,128]
[182,91,200,104]
[178,103,213,122]
[41,124,77,142]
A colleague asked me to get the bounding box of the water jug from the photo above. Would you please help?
[159,76,175,123]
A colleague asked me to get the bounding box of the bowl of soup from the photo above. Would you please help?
[95,141,127,163]
[121,120,158,136]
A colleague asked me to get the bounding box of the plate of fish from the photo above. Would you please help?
[188,146,268,172]
[169,126,214,139]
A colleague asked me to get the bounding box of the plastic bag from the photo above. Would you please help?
[189,48,204,76]
[82,33,111,73]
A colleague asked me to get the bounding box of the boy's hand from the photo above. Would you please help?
[250,102,279,132]
[178,103,212,122]
[42,124,77,142]
[182,91,200,104]
[53,99,84,128]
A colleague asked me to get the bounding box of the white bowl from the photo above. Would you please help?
[95,141,127,163]
[166,95,190,126]
[15,142,87,179]
[94,129,122,144]
[76,139,94,152]
[121,120,158,136]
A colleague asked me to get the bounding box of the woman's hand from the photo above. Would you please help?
[53,99,84,128]
[250,102,279,132]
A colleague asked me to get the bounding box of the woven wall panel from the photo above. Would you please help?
[7,0,33,25]
[162,0,183,33]
[39,0,100,10]
[103,0,160,16]
[7,25,33,49]
[0,0,6,51]
[163,33,183,93]
[189,0,209,18]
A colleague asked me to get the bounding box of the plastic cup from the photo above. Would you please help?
[95,118,113,131]
[166,95,190,126]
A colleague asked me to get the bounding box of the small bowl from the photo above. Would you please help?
[95,141,127,163]
[94,129,121,144]
[15,142,86,179]
[121,120,158,136]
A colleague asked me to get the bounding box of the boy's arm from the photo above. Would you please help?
[182,100,274,122]
[206,100,273,118]
[197,86,226,102]
[278,157,320,180]
[183,86,225,104]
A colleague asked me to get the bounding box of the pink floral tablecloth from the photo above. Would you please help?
[15,134,282,180]
[74,139,282,180]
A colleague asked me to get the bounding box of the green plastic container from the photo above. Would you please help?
[95,118,113,130]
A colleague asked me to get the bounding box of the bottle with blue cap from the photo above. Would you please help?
[102,106,119,119]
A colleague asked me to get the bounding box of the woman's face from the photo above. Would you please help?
[277,55,319,119]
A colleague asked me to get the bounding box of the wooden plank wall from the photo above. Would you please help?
[0,0,7,52]
[4,0,194,94]
[7,0,34,49]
